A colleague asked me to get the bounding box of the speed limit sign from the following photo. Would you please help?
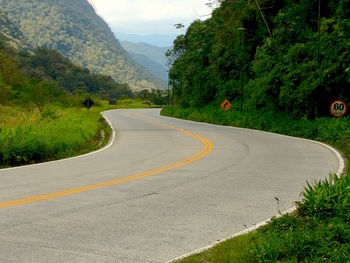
[329,100,347,117]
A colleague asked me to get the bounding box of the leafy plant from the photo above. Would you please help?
[298,174,350,221]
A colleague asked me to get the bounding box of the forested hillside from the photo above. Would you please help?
[0,7,29,50]
[0,0,165,91]
[121,41,169,82]
[0,37,133,107]
[167,0,349,118]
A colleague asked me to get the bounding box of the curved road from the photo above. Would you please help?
[0,109,340,262]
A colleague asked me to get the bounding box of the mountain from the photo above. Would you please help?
[0,0,165,90]
[0,7,29,50]
[116,32,177,47]
[128,52,168,83]
[120,41,170,83]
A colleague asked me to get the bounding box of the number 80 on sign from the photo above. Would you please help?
[329,100,347,117]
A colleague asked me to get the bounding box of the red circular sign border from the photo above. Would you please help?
[329,100,348,117]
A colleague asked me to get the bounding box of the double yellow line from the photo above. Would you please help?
[0,120,213,209]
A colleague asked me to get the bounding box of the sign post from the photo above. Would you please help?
[83,97,94,112]
[329,100,347,118]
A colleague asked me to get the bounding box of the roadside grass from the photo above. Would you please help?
[162,106,350,262]
[0,105,109,168]
[162,106,350,163]
[116,98,151,109]
[178,233,257,263]
[0,99,151,168]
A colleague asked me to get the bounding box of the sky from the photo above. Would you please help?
[88,0,215,36]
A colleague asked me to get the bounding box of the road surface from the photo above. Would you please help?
[0,109,340,262]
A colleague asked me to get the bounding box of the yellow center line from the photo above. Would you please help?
[0,119,213,209]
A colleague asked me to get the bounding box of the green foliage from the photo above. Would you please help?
[0,40,134,106]
[250,0,350,118]
[177,233,257,263]
[0,0,165,90]
[298,175,350,221]
[116,98,151,109]
[0,39,135,168]
[26,48,134,100]
[251,214,350,262]
[167,0,350,118]
[134,89,168,106]
[0,106,106,167]
[251,175,350,262]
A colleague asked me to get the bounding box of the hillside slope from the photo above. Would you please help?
[121,41,169,82]
[0,0,165,90]
[0,7,29,50]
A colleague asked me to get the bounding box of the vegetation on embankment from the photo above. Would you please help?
[163,107,350,262]
[0,97,155,169]
[166,0,349,119]
[0,104,111,168]
[0,36,153,168]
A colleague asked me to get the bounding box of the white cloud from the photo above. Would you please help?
[88,0,213,34]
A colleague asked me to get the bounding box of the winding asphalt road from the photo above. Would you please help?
[0,109,340,262]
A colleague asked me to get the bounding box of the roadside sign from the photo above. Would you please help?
[83,97,94,110]
[109,100,117,105]
[329,100,347,117]
[220,99,232,111]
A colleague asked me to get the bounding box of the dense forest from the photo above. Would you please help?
[0,0,165,91]
[167,0,349,118]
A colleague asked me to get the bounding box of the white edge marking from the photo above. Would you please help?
[0,110,116,172]
[164,113,345,263]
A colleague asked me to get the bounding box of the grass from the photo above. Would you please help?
[178,233,257,263]
[0,98,150,168]
[116,98,151,109]
[162,105,350,263]
[0,105,109,167]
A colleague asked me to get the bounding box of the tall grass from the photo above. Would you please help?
[0,105,108,167]
[116,98,151,109]
[0,98,151,168]
[251,174,350,262]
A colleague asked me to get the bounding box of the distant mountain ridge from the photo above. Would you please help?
[120,41,170,83]
[116,32,177,47]
[0,0,165,90]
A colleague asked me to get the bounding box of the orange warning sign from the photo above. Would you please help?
[220,99,232,111]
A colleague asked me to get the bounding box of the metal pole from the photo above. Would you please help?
[172,85,174,109]
[240,65,244,112]
[238,28,246,112]
[317,0,321,63]
[167,80,170,107]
